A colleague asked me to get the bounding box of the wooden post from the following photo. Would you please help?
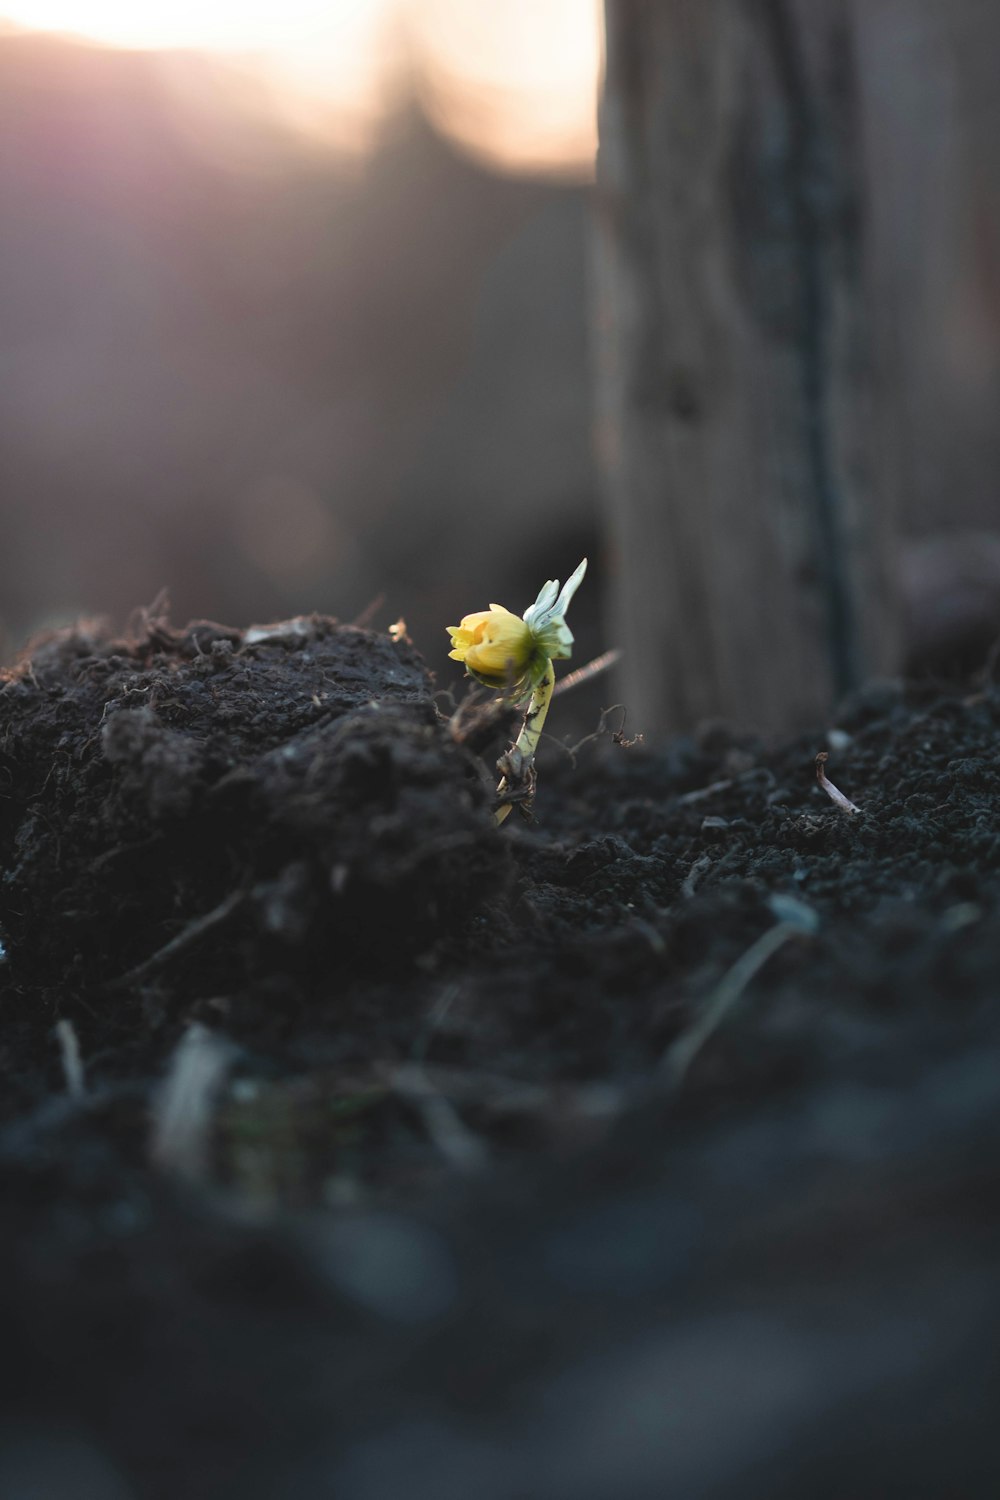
[594,0,898,736]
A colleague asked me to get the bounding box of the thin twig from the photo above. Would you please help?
[564,703,629,763]
[111,889,245,988]
[553,648,622,697]
[675,776,734,806]
[351,593,386,629]
[675,767,775,808]
[815,751,861,815]
[662,922,801,1087]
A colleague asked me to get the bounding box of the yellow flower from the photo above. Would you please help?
[447,604,534,690]
[446,560,587,694]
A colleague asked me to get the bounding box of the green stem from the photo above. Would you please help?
[494,659,555,826]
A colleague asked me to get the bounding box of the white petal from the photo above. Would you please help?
[522,559,588,634]
[523,578,559,628]
[553,558,587,620]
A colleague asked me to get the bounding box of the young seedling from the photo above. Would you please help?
[447,560,587,825]
[815,751,861,815]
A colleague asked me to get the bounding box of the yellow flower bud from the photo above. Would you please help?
[447,604,534,689]
[446,560,587,696]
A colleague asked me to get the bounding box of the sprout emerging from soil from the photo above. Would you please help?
[447,560,587,824]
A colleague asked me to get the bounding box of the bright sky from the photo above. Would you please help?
[0,0,601,176]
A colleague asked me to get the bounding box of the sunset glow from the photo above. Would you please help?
[0,0,376,53]
[0,0,600,176]
[409,0,600,178]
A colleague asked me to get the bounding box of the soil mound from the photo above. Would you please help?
[0,614,501,1016]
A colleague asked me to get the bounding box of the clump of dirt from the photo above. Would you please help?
[0,613,503,1024]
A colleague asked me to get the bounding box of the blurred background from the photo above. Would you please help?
[4,0,1000,731]
[0,0,604,682]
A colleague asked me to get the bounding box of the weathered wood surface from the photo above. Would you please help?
[857,2,1000,545]
[595,0,898,735]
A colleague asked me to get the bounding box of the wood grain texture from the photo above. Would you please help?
[595,0,899,735]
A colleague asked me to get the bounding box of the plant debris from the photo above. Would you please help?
[815,749,862,814]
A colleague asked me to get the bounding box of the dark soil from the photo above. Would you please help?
[1,612,999,1498]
